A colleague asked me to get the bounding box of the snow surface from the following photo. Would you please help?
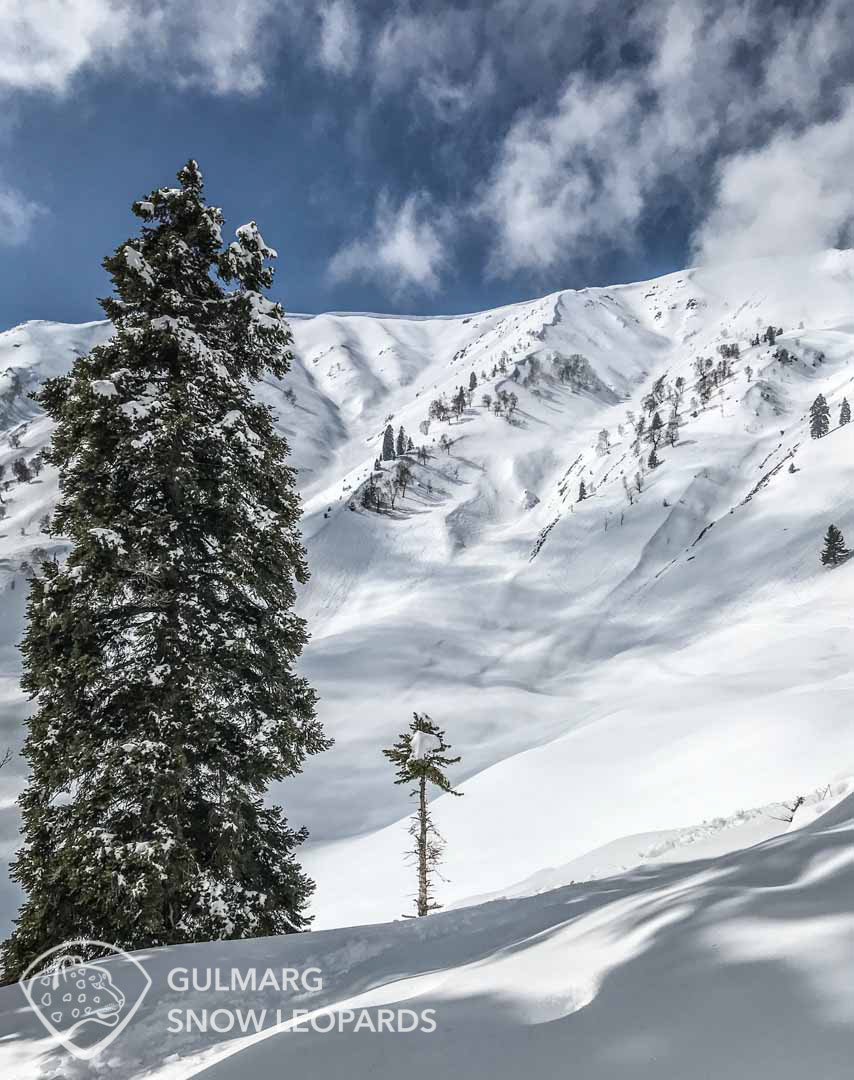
[1,785,853,1078]
[1,250,854,1062]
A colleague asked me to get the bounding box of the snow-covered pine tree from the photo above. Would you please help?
[382,424,396,460]
[648,447,660,469]
[396,425,406,456]
[840,398,851,426]
[382,713,461,917]
[578,479,587,501]
[820,524,848,566]
[468,371,477,391]
[810,393,830,438]
[2,161,331,982]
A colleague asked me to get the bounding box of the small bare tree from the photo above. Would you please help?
[769,795,805,823]
[395,461,413,500]
[383,714,461,917]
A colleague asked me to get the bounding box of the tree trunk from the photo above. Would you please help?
[417,775,428,917]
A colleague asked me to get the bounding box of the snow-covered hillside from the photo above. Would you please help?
[2,783,853,1079]
[2,250,854,941]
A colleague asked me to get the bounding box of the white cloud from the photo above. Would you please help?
[0,0,130,93]
[318,0,360,76]
[477,0,854,275]
[328,192,449,294]
[176,0,281,96]
[480,77,645,274]
[0,185,44,246]
[371,8,489,119]
[694,97,854,265]
[0,0,293,98]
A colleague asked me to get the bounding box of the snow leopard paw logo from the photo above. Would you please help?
[20,940,152,1062]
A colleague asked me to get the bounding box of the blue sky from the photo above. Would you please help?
[2,0,854,328]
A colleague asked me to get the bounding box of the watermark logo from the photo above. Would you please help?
[19,939,152,1061]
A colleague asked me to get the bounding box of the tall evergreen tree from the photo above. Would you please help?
[2,161,331,981]
[396,425,407,456]
[648,447,660,469]
[468,371,477,392]
[382,713,461,917]
[840,398,851,426]
[382,424,396,460]
[810,393,830,438]
[578,479,587,501]
[820,524,848,566]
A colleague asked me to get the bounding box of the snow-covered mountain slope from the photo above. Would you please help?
[2,250,854,936]
[2,785,854,1079]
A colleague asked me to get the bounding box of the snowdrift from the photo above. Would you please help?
[2,786,853,1078]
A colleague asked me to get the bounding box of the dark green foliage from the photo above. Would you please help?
[396,426,406,456]
[453,386,467,417]
[382,424,396,460]
[383,713,461,917]
[469,371,477,391]
[810,394,830,439]
[3,161,330,982]
[840,398,850,426]
[820,524,848,566]
[12,457,32,484]
[578,479,587,501]
[383,713,460,795]
[428,397,448,423]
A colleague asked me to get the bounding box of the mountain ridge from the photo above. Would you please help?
[2,250,854,933]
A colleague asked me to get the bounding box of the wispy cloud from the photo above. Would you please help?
[694,95,854,265]
[4,0,854,292]
[328,192,449,295]
[0,0,293,98]
[475,0,854,275]
[0,0,130,94]
[0,185,45,246]
[317,0,360,76]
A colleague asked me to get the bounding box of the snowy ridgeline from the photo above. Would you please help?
[3,249,854,942]
[1,783,853,1078]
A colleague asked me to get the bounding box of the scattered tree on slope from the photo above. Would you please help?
[820,524,848,567]
[382,424,396,460]
[810,394,830,439]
